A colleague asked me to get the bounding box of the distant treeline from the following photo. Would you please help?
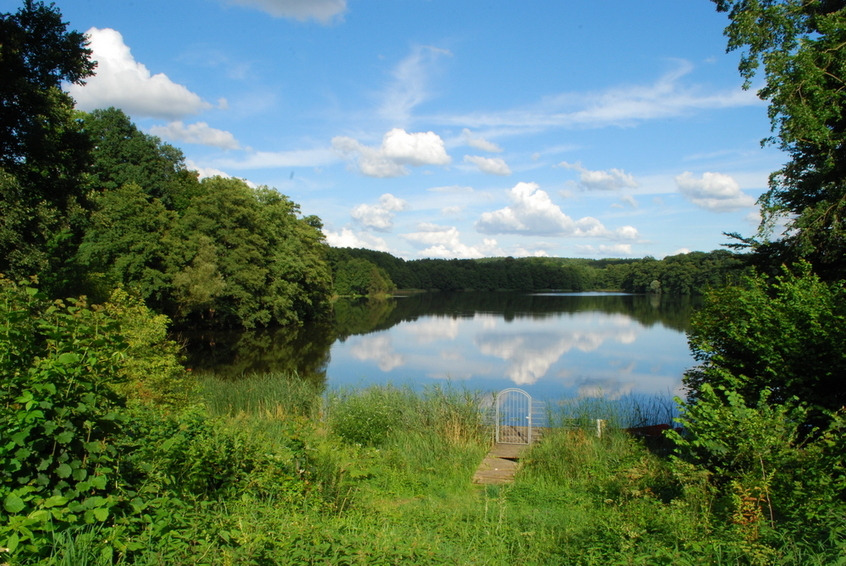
[326,247,746,295]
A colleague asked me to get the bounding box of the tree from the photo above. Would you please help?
[684,262,846,425]
[0,0,95,177]
[75,183,176,303]
[83,108,201,209]
[0,1,96,287]
[333,258,395,296]
[166,177,331,328]
[713,0,846,277]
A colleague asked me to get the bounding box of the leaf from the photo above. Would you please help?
[5,532,20,553]
[43,495,68,508]
[92,507,109,522]
[57,352,79,365]
[56,463,72,478]
[56,431,74,444]
[4,494,25,514]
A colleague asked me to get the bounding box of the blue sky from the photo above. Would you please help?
[12,0,786,259]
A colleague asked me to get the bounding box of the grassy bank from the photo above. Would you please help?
[16,374,845,565]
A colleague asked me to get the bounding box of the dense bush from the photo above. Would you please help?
[684,263,846,424]
[0,279,315,563]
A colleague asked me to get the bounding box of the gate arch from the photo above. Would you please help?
[495,388,532,444]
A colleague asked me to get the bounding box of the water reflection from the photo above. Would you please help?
[184,291,699,401]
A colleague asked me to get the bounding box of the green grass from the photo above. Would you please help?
[30,377,845,565]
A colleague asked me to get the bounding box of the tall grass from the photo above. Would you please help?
[198,371,323,419]
[119,377,837,566]
[325,384,491,498]
[546,392,679,430]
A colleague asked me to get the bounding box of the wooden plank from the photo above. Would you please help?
[472,442,532,485]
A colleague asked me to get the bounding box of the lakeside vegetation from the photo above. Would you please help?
[326,247,747,297]
[2,0,846,564]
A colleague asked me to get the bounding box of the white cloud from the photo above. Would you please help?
[69,28,211,120]
[675,171,756,212]
[381,45,452,125]
[401,224,503,258]
[225,0,346,23]
[322,228,391,251]
[212,147,337,169]
[575,244,635,256]
[558,161,637,191]
[333,128,451,177]
[476,182,639,240]
[464,155,512,176]
[184,159,257,187]
[350,335,405,372]
[620,195,639,208]
[512,247,550,257]
[149,121,239,150]
[350,193,409,232]
[442,60,759,131]
[462,128,502,152]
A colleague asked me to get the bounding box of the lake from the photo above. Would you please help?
[183,291,700,403]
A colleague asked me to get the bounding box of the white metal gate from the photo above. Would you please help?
[495,388,532,444]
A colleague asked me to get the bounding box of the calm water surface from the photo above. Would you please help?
[184,291,700,401]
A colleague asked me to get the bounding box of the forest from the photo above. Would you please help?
[2,0,846,564]
[326,246,746,295]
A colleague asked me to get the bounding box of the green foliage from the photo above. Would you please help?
[668,384,846,561]
[713,0,846,278]
[328,247,744,295]
[199,371,323,419]
[166,177,332,328]
[333,258,395,297]
[82,108,200,209]
[103,288,194,408]
[0,2,95,291]
[328,387,405,447]
[0,0,94,184]
[684,263,846,420]
[0,278,127,560]
[76,183,177,304]
[669,385,805,483]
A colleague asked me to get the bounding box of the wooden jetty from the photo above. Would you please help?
[472,426,544,485]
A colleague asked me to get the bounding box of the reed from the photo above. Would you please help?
[198,371,323,419]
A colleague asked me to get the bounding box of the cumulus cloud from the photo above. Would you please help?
[462,128,502,152]
[401,224,503,258]
[149,121,239,150]
[350,335,405,372]
[476,182,639,240]
[675,171,756,212]
[350,193,409,232]
[225,0,346,23]
[68,28,211,120]
[322,228,391,251]
[558,161,637,191]
[332,128,451,177]
[184,159,257,187]
[464,155,512,176]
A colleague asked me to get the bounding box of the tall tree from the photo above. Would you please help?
[82,108,201,210]
[714,0,846,277]
[0,0,96,286]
